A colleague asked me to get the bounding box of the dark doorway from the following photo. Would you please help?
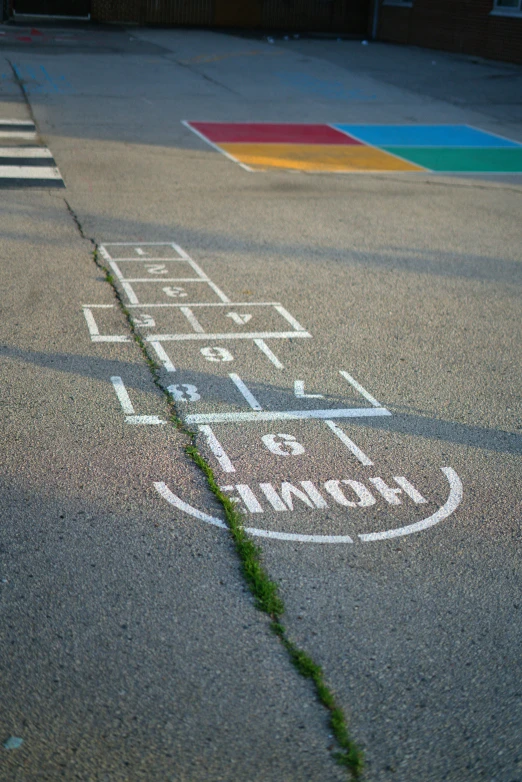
[14,0,90,16]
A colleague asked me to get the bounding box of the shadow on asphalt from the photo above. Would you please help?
[2,343,521,456]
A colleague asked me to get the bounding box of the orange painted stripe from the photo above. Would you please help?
[219,143,426,172]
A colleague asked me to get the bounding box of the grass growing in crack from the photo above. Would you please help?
[93,247,364,779]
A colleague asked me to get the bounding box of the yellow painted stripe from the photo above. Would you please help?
[219,142,425,172]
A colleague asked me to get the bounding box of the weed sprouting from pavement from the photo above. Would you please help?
[92,246,364,778]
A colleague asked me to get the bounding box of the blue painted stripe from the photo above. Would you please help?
[333,124,521,148]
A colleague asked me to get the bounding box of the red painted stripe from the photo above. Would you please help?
[189,122,362,145]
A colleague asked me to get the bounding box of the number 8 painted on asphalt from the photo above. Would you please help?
[167,384,201,402]
[200,347,234,362]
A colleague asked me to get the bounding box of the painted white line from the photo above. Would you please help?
[82,307,100,337]
[121,282,139,304]
[0,120,35,125]
[325,420,373,466]
[127,302,280,308]
[111,376,135,415]
[273,305,307,332]
[145,331,312,342]
[358,467,462,541]
[108,261,124,281]
[122,278,204,283]
[466,123,522,146]
[98,245,111,262]
[0,132,37,140]
[180,307,205,333]
[92,335,131,342]
[153,483,227,529]
[171,243,192,260]
[294,380,323,399]
[125,415,166,425]
[150,341,176,371]
[0,165,61,178]
[0,147,52,157]
[185,257,231,303]
[254,338,284,368]
[245,527,354,544]
[83,311,130,342]
[185,407,391,424]
[182,120,255,173]
[229,373,263,410]
[339,370,382,408]
[207,279,232,303]
[199,425,235,472]
[183,256,210,280]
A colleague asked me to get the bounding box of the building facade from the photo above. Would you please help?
[6,0,521,64]
[375,0,522,64]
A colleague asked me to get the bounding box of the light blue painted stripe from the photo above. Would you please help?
[333,124,521,148]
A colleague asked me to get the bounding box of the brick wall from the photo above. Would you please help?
[377,0,522,64]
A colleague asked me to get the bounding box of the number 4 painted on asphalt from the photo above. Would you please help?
[226,312,252,325]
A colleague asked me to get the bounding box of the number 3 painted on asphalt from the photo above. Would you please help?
[163,286,187,297]
[261,433,305,456]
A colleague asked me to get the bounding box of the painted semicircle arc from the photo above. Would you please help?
[358,467,462,541]
[153,467,462,544]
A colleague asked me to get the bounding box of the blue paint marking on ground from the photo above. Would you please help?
[278,72,376,102]
[334,124,521,148]
[12,63,75,95]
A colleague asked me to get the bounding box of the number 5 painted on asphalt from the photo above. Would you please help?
[201,347,234,362]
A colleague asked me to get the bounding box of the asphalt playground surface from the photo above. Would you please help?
[0,23,521,782]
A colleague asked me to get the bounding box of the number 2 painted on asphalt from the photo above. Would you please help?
[146,264,168,275]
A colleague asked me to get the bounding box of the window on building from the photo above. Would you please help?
[493,0,522,13]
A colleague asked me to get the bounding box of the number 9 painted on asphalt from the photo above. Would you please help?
[261,433,305,456]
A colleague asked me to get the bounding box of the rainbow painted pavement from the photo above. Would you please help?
[186,122,522,174]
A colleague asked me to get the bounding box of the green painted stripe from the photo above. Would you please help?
[383,146,522,172]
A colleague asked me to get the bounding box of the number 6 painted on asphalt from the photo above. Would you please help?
[261,433,305,456]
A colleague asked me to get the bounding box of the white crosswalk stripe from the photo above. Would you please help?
[0,121,64,188]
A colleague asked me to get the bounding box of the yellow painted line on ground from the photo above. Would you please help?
[219,143,426,172]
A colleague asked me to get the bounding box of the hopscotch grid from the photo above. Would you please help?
[89,238,464,546]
